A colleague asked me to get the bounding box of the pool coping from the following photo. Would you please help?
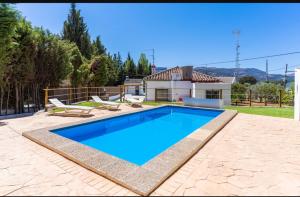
[22,105,237,196]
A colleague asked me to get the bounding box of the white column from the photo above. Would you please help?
[295,68,300,121]
[192,83,196,98]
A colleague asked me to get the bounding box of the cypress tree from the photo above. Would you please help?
[62,3,92,59]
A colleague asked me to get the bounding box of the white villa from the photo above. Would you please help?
[143,66,235,105]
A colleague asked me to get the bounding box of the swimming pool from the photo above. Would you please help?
[53,106,223,166]
[24,105,237,195]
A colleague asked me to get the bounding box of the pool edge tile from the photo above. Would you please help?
[121,167,162,196]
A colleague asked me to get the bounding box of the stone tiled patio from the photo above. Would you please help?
[1,104,300,196]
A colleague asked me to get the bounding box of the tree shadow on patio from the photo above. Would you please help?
[0,122,7,126]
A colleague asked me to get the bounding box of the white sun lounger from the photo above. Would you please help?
[91,96,120,110]
[48,98,94,117]
[124,94,145,103]
[108,94,120,101]
[124,94,145,107]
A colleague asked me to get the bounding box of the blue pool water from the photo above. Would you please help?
[53,106,223,166]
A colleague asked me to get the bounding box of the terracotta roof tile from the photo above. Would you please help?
[144,66,221,83]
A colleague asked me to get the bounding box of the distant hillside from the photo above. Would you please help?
[155,67,167,73]
[194,67,294,82]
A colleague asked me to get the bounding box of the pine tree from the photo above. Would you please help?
[106,53,119,86]
[147,63,152,75]
[92,36,106,56]
[137,53,149,76]
[62,3,92,59]
[124,53,136,78]
[115,52,125,84]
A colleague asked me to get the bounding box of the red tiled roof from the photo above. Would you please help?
[144,66,221,83]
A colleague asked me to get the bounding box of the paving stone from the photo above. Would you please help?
[2,109,300,196]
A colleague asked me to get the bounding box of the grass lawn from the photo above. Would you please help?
[50,101,102,112]
[79,101,183,107]
[51,101,294,119]
[142,101,183,106]
[143,101,294,119]
[225,106,294,119]
[76,101,102,107]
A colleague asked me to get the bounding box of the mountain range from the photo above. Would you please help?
[194,67,294,82]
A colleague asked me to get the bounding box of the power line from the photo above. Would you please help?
[269,67,285,72]
[198,51,300,66]
[269,64,299,72]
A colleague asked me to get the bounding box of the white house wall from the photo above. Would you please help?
[145,81,232,105]
[194,83,232,105]
[145,81,192,101]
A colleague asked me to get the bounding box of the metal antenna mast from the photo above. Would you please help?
[232,30,240,80]
[143,48,155,66]
[152,48,155,66]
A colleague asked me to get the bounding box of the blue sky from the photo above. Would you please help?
[15,3,300,74]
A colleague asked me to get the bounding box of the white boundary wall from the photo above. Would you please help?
[295,68,300,121]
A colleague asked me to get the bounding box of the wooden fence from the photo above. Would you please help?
[44,86,124,109]
[231,89,290,107]
[44,84,144,110]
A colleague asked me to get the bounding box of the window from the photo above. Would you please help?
[155,89,169,101]
[206,90,222,99]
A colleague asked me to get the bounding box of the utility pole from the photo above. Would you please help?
[233,30,240,80]
[284,64,288,89]
[266,59,269,82]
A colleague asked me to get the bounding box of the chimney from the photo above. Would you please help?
[182,65,193,80]
[151,64,156,74]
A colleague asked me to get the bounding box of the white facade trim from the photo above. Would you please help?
[295,68,300,121]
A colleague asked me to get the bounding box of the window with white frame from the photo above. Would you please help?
[206,89,222,99]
